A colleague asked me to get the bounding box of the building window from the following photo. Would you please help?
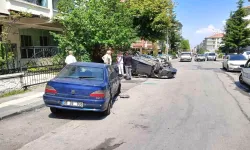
[40,36,48,46]
[52,0,59,10]
[24,0,48,7]
[21,35,33,58]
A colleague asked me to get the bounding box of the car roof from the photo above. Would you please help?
[228,54,243,56]
[69,62,108,68]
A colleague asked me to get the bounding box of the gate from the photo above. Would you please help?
[20,47,65,88]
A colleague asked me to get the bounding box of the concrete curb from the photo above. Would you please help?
[0,103,45,121]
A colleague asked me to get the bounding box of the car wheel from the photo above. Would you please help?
[226,65,229,72]
[214,58,216,61]
[50,107,60,114]
[239,74,244,84]
[117,83,121,96]
[103,100,111,116]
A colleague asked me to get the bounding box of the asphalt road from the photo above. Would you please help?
[1,59,250,150]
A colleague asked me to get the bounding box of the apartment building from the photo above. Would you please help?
[0,0,61,67]
[201,33,224,52]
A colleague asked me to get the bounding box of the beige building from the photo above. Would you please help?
[0,0,61,67]
[201,33,224,52]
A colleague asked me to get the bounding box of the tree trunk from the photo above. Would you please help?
[237,47,240,54]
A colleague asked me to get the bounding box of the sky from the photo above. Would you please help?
[175,0,250,49]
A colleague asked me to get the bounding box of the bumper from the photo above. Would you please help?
[196,58,205,61]
[180,58,192,61]
[43,94,108,112]
[228,66,242,71]
[207,57,216,60]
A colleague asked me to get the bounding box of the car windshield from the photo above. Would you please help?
[198,54,204,56]
[209,53,215,56]
[246,52,250,55]
[229,55,247,60]
[57,65,104,80]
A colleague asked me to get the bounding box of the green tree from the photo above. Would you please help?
[52,0,137,62]
[197,48,208,54]
[222,0,250,54]
[169,13,182,52]
[128,0,174,42]
[0,11,32,70]
[180,39,190,51]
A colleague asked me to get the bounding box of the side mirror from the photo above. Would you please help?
[240,65,245,68]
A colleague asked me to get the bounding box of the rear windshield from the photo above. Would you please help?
[198,54,204,56]
[209,53,215,56]
[57,65,104,80]
[229,55,247,61]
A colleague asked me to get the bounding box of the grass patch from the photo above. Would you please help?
[0,89,30,98]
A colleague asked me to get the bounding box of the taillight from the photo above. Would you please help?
[90,90,105,99]
[45,85,57,94]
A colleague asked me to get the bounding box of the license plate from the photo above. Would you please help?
[63,101,84,107]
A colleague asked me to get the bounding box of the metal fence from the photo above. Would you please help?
[22,64,64,88]
[1,45,65,88]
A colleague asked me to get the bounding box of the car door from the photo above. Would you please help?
[108,66,118,96]
[224,56,229,68]
[242,60,250,85]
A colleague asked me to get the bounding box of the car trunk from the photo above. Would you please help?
[48,78,107,99]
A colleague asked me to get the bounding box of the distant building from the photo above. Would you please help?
[202,33,224,52]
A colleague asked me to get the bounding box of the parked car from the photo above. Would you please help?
[206,52,217,61]
[43,62,121,116]
[242,51,250,59]
[195,54,205,61]
[180,52,192,62]
[132,54,177,78]
[239,59,250,85]
[222,54,248,72]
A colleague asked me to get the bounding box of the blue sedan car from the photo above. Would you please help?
[43,62,121,116]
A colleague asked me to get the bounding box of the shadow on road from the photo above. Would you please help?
[234,81,250,93]
[48,96,119,121]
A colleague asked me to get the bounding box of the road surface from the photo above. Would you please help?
[1,60,250,150]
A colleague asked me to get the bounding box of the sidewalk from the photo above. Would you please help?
[0,84,46,120]
[0,77,147,120]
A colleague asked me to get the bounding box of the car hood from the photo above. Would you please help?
[228,60,247,65]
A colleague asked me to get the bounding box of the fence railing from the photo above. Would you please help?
[22,64,64,88]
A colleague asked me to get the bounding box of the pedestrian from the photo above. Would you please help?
[102,49,112,65]
[65,50,77,65]
[124,52,132,80]
[117,52,124,76]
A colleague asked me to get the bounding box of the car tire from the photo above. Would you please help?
[239,74,244,84]
[50,107,60,114]
[226,65,229,72]
[214,58,216,61]
[117,83,121,96]
[103,100,111,116]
